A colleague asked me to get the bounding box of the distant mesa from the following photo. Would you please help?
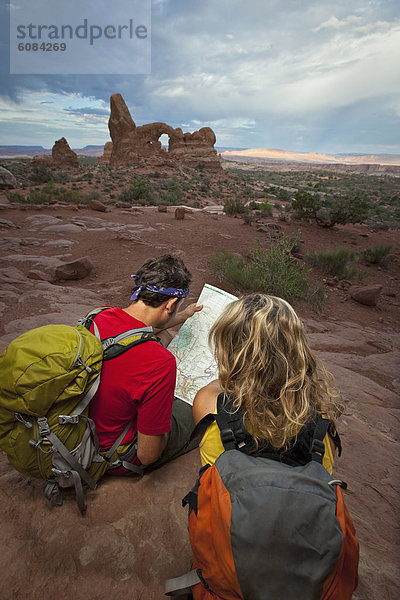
[97,93,222,171]
[221,147,400,174]
[32,137,79,169]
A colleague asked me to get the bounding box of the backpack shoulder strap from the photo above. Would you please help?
[78,307,161,360]
[216,393,256,453]
[78,306,114,330]
[310,415,330,463]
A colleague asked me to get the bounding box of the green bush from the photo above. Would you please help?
[259,199,273,216]
[324,194,370,226]
[305,247,357,279]
[292,191,321,220]
[223,196,248,215]
[211,236,312,304]
[119,176,156,205]
[86,190,104,202]
[247,199,272,216]
[293,191,370,227]
[30,164,53,184]
[359,245,393,267]
[119,175,155,204]
[160,191,181,205]
[7,182,90,205]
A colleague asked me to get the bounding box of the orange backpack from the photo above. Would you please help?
[166,410,359,600]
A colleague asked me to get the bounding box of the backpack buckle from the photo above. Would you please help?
[102,337,115,349]
[311,439,325,463]
[38,417,50,437]
[58,415,79,425]
[220,427,236,450]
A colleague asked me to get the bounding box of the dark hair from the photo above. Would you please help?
[131,254,192,307]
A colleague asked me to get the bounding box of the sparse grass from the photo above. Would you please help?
[358,245,393,267]
[223,196,248,215]
[6,182,91,205]
[160,192,181,205]
[305,247,358,279]
[211,236,314,305]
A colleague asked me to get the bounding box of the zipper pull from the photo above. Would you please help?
[73,354,93,373]
[15,413,33,428]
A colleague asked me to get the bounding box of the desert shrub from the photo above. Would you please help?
[305,247,357,279]
[166,180,182,201]
[277,188,291,201]
[293,191,370,227]
[292,191,321,220]
[7,182,90,205]
[307,284,327,314]
[121,175,155,203]
[248,200,261,210]
[223,196,248,215]
[160,191,181,205]
[211,236,311,304]
[324,194,370,226]
[247,199,272,216]
[30,164,53,184]
[359,245,393,267]
[242,212,255,225]
[119,176,155,205]
[259,199,273,217]
[0,159,30,179]
[86,190,104,202]
[6,191,26,203]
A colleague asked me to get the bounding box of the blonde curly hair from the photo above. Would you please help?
[209,294,342,451]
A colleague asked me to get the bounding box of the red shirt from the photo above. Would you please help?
[88,307,176,456]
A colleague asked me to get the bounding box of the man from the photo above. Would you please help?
[89,254,202,473]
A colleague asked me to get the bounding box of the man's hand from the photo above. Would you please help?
[177,302,203,325]
[155,302,203,334]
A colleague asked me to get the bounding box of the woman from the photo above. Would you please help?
[176,294,359,600]
[193,293,342,472]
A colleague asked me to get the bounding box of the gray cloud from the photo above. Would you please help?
[1,0,399,152]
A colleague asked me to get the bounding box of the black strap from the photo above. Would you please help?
[214,409,237,451]
[182,464,210,515]
[189,413,216,442]
[102,333,159,361]
[310,416,331,464]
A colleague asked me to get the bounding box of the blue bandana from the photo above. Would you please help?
[130,275,189,301]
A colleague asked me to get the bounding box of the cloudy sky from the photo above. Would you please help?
[1,0,399,154]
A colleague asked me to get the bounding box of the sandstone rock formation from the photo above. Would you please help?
[32,138,79,169]
[52,137,80,168]
[54,256,93,281]
[97,141,113,164]
[0,166,17,189]
[174,207,185,220]
[98,93,221,171]
[88,198,108,212]
[350,284,382,306]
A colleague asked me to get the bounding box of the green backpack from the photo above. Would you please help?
[0,307,158,513]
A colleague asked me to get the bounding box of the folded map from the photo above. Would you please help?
[168,283,238,405]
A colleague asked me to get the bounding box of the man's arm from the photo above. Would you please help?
[136,430,168,465]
